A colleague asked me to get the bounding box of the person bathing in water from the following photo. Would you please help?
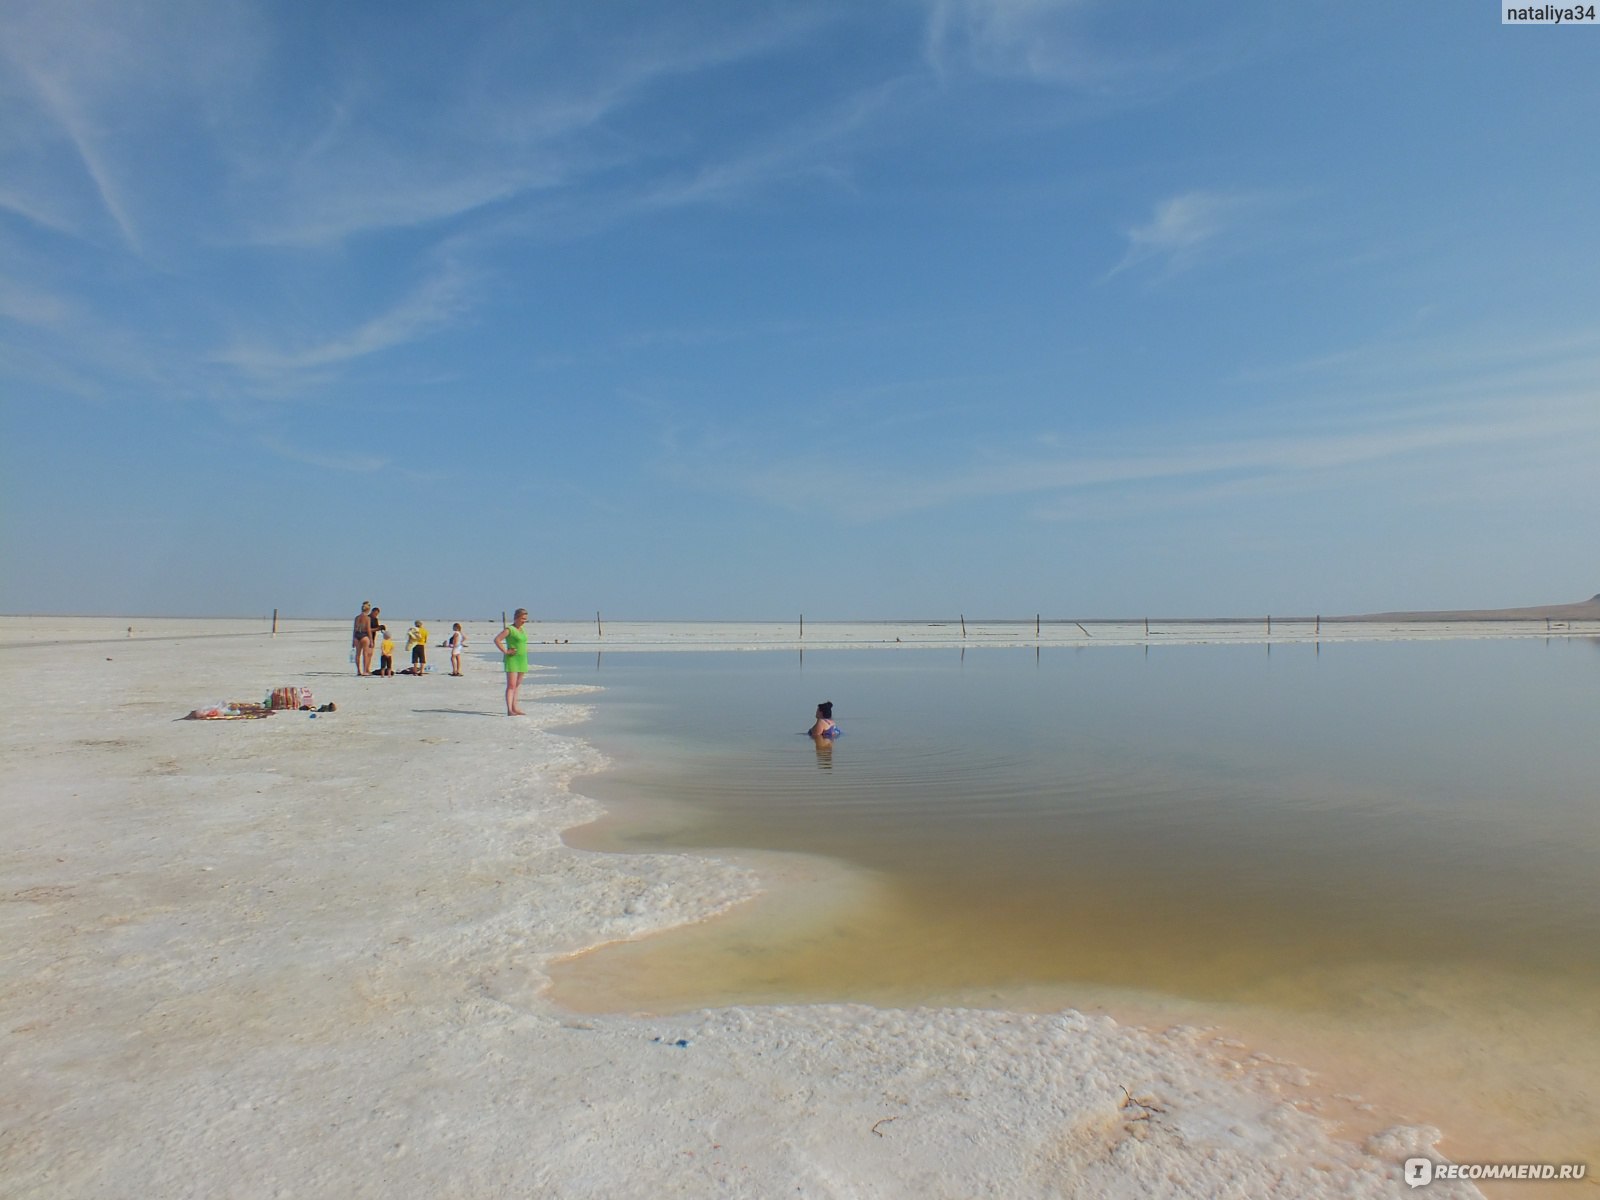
[809,701,839,739]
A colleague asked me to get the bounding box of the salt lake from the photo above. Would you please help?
[547,637,1599,1176]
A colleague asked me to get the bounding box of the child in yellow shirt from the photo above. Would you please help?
[379,627,395,676]
[406,620,429,673]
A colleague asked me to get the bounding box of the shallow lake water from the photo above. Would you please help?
[545,638,1600,1178]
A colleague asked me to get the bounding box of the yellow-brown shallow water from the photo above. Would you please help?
[547,641,1600,1190]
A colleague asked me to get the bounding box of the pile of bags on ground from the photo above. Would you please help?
[184,687,336,720]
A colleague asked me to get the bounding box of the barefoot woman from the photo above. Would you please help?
[494,608,531,716]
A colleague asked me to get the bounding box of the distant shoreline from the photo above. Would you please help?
[5,611,1597,656]
[1330,595,1600,622]
[3,594,1597,625]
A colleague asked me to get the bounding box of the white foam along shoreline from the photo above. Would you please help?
[0,617,1487,1198]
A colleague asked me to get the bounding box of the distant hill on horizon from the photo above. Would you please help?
[1338,594,1600,622]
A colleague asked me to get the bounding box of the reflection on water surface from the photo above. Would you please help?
[549,640,1600,1178]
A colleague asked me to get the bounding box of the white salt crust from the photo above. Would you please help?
[0,618,1480,1198]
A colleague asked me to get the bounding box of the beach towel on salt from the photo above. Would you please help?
[185,703,273,720]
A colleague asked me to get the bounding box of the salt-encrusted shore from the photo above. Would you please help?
[0,617,1488,1198]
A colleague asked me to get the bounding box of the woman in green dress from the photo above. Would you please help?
[493,608,531,716]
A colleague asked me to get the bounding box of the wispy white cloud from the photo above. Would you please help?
[923,0,1254,99]
[618,318,810,353]
[0,0,264,255]
[694,401,1600,522]
[0,184,82,238]
[4,53,143,254]
[1108,190,1269,278]
[658,333,1600,522]
[242,155,546,251]
[0,3,908,415]
[234,5,838,248]
[0,274,72,328]
[927,0,1103,87]
[0,332,112,402]
[210,259,475,375]
[1,0,843,257]
[255,433,387,474]
[636,78,902,211]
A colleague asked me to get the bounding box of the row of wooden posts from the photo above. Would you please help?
[266,610,1580,640]
[791,614,1318,639]
[262,610,1316,640]
[525,613,1320,639]
[502,612,1307,639]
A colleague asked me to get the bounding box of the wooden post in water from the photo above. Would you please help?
[800,614,804,640]
[1316,614,1321,636]
[1144,617,1149,637]
[596,611,603,639]
[1075,622,1092,638]
[960,614,967,638]
[271,608,278,636]
[1266,614,1272,637]
[1036,613,1040,637]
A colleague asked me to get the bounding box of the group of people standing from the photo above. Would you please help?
[351,603,467,678]
[351,604,825,729]
[350,602,530,717]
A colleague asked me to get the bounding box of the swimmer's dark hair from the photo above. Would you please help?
[816,701,833,719]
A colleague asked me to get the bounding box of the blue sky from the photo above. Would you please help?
[2,0,1596,619]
